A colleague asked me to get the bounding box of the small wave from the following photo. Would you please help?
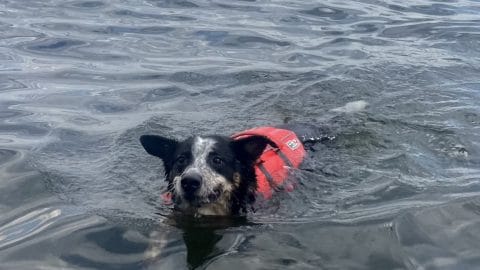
[331,100,369,113]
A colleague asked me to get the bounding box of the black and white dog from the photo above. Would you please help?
[140,123,328,216]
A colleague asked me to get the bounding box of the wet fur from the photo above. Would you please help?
[140,134,269,216]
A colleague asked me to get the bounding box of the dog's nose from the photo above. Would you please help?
[181,173,202,198]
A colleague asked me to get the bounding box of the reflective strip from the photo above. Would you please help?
[257,163,275,188]
[276,149,294,168]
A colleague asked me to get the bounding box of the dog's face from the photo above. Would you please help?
[140,134,268,216]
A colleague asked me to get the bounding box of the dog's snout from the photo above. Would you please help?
[181,173,202,198]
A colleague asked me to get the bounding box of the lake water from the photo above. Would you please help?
[1,0,480,269]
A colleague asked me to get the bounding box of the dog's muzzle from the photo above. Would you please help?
[181,172,202,201]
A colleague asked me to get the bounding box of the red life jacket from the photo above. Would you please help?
[231,126,306,199]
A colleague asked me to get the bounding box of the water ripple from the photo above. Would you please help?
[111,9,195,21]
[0,207,62,250]
[300,6,352,21]
[1,0,480,268]
[147,0,200,8]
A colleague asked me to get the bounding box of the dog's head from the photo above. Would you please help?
[140,134,269,216]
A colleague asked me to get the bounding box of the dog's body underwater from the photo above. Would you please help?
[140,123,327,216]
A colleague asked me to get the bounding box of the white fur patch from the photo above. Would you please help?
[173,136,234,215]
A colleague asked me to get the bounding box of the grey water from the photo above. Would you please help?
[1,0,480,269]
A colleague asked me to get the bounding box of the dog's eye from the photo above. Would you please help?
[176,156,187,165]
[212,156,223,166]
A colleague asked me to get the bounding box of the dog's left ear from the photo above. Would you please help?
[231,136,270,163]
[140,135,178,168]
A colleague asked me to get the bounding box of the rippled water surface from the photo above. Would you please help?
[1,0,480,269]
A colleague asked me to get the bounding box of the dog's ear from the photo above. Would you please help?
[140,135,178,172]
[232,136,270,164]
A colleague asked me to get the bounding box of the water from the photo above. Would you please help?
[1,0,480,269]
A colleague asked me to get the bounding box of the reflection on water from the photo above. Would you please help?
[145,216,250,269]
[0,208,61,250]
[1,0,480,269]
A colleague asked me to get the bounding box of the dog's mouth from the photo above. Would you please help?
[174,187,223,208]
[171,184,232,216]
[206,188,222,203]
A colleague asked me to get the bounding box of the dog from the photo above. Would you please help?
[140,123,328,217]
